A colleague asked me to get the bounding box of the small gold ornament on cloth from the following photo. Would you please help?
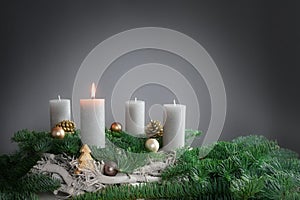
[145,120,163,138]
[110,122,122,132]
[51,127,65,139]
[76,144,95,174]
[55,120,76,133]
[145,138,160,152]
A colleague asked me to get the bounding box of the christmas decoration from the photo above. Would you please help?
[110,122,122,132]
[103,161,118,176]
[2,129,300,200]
[145,120,163,138]
[51,126,65,139]
[145,138,160,152]
[31,152,173,197]
[55,120,76,133]
[77,144,94,173]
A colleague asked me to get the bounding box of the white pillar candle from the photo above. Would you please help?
[163,100,186,151]
[125,98,145,136]
[49,95,71,129]
[80,83,105,148]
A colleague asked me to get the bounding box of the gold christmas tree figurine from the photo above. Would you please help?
[76,144,94,174]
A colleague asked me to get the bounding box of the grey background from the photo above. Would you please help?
[0,1,299,154]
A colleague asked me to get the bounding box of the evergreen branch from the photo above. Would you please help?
[74,180,233,200]
[230,174,265,199]
[106,129,148,153]
[20,174,60,193]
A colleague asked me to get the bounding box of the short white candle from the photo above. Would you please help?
[80,83,105,148]
[49,95,71,129]
[163,100,186,151]
[125,98,145,136]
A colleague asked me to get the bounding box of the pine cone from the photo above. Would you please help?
[56,120,76,133]
[145,120,163,138]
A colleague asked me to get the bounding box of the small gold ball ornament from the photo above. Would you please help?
[110,122,122,132]
[145,120,163,138]
[51,126,65,139]
[55,120,76,133]
[145,138,160,152]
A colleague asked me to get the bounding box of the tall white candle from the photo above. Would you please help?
[163,100,186,151]
[49,95,71,129]
[80,83,105,148]
[125,98,145,136]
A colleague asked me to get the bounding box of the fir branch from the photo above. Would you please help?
[75,180,233,200]
[0,153,60,200]
[0,151,40,181]
[230,174,265,199]
[11,129,82,155]
[19,174,60,193]
[106,129,147,153]
[262,171,300,199]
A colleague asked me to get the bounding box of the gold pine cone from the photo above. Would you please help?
[145,120,163,138]
[56,120,76,133]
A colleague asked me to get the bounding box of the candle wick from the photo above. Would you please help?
[58,95,61,101]
[173,99,176,105]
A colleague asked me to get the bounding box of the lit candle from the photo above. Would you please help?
[125,97,145,136]
[163,100,186,151]
[80,83,105,148]
[49,95,71,129]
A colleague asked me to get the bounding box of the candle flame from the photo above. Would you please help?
[135,97,137,102]
[58,95,61,101]
[173,99,176,105]
[91,83,96,99]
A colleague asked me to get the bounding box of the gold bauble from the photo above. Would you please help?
[110,122,122,132]
[51,126,65,139]
[145,138,160,152]
[56,120,76,133]
[145,120,163,138]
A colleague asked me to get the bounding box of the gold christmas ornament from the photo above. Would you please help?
[145,138,160,152]
[110,122,122,132]
[55,120,76,133]
[145,120,163,138]
[103,161,118,176]
[76,144,94,173]
[51,126,65,139]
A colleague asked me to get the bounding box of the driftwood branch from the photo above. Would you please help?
[40,162,74,186]
[31,153,175,197]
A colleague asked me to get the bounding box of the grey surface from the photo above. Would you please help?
[0,1,299,154]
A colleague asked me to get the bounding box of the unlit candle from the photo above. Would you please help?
[49,95,71,129]
[125,98,145,136]
[163,100,186,151]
